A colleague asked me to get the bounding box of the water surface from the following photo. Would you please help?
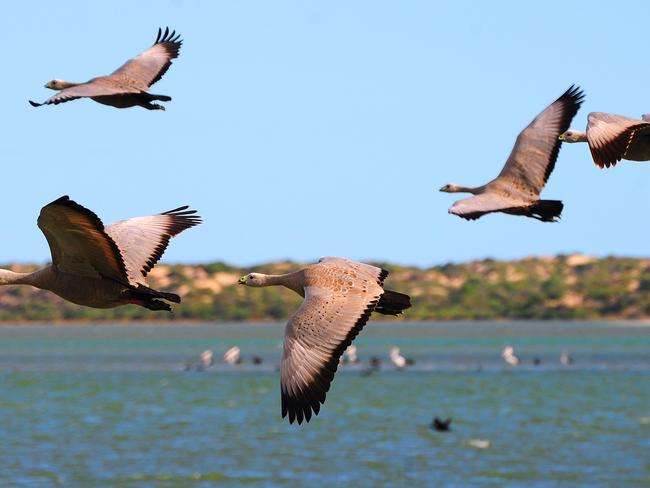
[0,321,648,487]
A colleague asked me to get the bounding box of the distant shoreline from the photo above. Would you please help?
[2,255,650,322]
[1,318,649,326]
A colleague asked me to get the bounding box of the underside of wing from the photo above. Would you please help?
[449,193,528,220]
[111,27,182,87]
[37,196,129,283]
[498,85,585,194]
[281,280,383,424]
[587,112,650,168]
[105,206,201,284]
[29,80,129,107]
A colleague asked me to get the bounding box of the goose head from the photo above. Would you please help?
[559,130,586,143]
[439,183,461,193]
[238,273,264,287]
[45,79,66,91]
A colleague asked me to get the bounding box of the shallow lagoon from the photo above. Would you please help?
[0,321,648,487]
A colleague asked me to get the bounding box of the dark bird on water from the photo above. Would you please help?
[29,27,182,110]
[431,417,452,432]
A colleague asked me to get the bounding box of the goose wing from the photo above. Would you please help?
[37,196,129,283]
[586,112,650,168]
[104,206,201,285]
[496,85,584,195]
[448,193,529,220]
[281,259,388,424]
[111,27,182,87]
[28,79,131,107]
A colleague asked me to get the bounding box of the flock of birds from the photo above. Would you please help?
[2,27,645,424]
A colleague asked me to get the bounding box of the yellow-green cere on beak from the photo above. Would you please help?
[44,82,52,89]
[238,275,247,285]
[558,133,565,141]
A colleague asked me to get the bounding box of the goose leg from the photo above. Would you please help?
[140,102,166,111]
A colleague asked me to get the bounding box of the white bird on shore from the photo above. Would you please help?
[560,350,574,366]
[389,346,407,369]
[501,346,520,366]
[342,345,359,364]
[223,346,241,365]
[200,350,214,368]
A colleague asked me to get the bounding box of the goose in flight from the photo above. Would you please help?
[559,112,650,168]
[238,257,411,424]
[0,196,200,310]
[29,27,181,110]
[441,85,584,221]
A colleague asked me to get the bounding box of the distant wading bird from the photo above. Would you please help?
[0,196,200,310]
[238,257,411,424]
[559,112,650,168]
[29,27,182,110]
[440,85,584,221]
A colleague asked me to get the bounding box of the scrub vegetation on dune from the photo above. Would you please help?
[1,254,649,322]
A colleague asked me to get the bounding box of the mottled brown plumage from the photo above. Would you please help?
[29,27,182,110]
[239,257,411,424]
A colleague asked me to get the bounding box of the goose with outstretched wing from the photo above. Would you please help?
[560,112,650,168]
[239,257,411,424]
[0,196,200,310]
[29,27,182,110]
[441,85,584,221]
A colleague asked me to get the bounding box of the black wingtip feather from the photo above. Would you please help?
[281,298,380,425]
[378,268,389,285]
[155,26,183,46]
[29,100,42,107]
[375,290,412,316]
[540,84,586,185]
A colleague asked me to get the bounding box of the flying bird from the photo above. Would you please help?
[0,196,200,310]
[559,112,650,168]
[238,257,411,424]
[441,85,584,221]
[29,27,182,110]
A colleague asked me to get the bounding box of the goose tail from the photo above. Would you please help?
[375,290,411,316]
[530,200,563,222]
[146,93,172,102]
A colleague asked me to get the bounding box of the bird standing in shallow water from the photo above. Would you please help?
[29,27,182,110]
[239,257,411,424]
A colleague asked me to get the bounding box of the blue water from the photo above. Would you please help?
[0,322,648,487]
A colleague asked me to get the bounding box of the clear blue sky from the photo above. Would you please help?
[2,1,649,267]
